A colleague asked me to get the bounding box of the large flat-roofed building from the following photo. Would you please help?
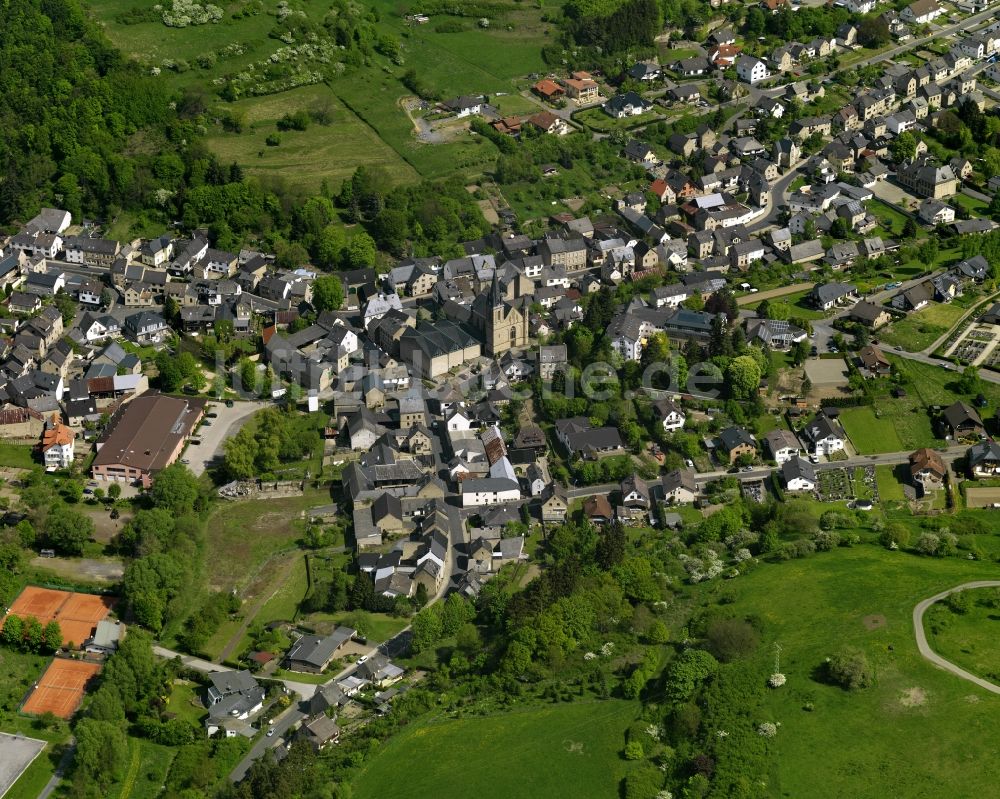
[91,393,205,483]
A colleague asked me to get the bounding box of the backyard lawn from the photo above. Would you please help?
[353,700,641,799]
[840,407,904,454]
[880,302,967,352]
[875,465,906,501]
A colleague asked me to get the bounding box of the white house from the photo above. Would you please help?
[764,429,801,464]
[845,0,875,13]
[737,56,770,85]
[41,421,75,469]
[655,399,686,432]
[901,0,945,24]
[781,457,817,491]
[460,477,521,507]
[802,412,846,457]
[918,199,955,225]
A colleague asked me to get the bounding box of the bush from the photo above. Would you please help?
[624,740,645,760]
[826,647,873,690]
[265,132,281,146]
[705,618,760,663]
[945,590,972,614]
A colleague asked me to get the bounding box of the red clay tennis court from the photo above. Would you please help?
[21,658,101,718]
[6,587,115,648]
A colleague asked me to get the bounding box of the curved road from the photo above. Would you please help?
[912,581,1000,696]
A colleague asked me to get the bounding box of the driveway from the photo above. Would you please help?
[913,581,1000,696]
[183,400,267,475]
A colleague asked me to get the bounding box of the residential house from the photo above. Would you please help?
[850,300,892,329]
[658,468,698,505]
[858,344,891,377]
[285,627,357,674]
[764,429,801,464]
[583,494,614,525]
[554,416,625,458]
[782,456,817,491]
[41,419,75,468]
[123,311,169,344]
[967,440,1000,478]
[941,400,985,440]
[205,671,265,737]
[716,426,757,464]
[737,56,770,84]
[811,282,858,311]
[604,92,649,118]
[909,447,947,494]
[802,411,847,457]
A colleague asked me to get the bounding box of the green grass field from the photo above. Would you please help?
[840,407,905,454]
[867,199,909,236]
[0,441,36,469]
[951,192,989,218]
[875,465,906,501]
[880,302,967,352]
[166,681,207,727]
[353,700,641,799]
[205,487,330,591]
[204,85,419,193]
[699,546,1000,798]
[926,588,1000,682]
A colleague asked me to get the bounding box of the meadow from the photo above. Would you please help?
[880,302,967,352]
[842,355,1000,453]
[839,406,911,453]
[352,699,641,799]
[203,85,420,194]
[90,0,551,186]
[694,546,1000,798]
[925,587,1000,683]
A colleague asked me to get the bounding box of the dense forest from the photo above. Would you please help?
[0,0,487,266]
[0,0,180,224]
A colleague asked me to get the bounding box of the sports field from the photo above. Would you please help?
[21,658,101,718]
[0,732,46,798]
[353,700,640,799]
[6,587,115,648]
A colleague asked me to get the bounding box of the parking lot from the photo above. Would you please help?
[182,400,267,475]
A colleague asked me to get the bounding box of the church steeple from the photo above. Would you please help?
[490,268,503,308]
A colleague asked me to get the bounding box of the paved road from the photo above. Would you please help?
[913,581,1000,696]
[184,400,267,476]
[37,739,74,799]
[229,701,305,783]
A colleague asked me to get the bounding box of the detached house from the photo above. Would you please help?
[941,400,985,440]
[764,429,801,464]
[782,457,817,492]
[736,56,769,85]
[909,447,947,494]
[802,411,846,457]
[123,310,169,345]
[967,440,1000,478]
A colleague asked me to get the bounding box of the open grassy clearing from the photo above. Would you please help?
[203,85,419,193]
[890,355,1000,409]
[742,290,828,320]
[352,699,641,799]
[840,407,905,453]
[696,546,1000,798]
[123,739,176,799]
[867,199,909,235]
[0,441,37,469]
[951,192,989,218]
[875,464,906,501]
[166,681,207,727]
[880,302,967,352]
[204,486,331,591]
[925,588,1000,683]
[301,609,408,643]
